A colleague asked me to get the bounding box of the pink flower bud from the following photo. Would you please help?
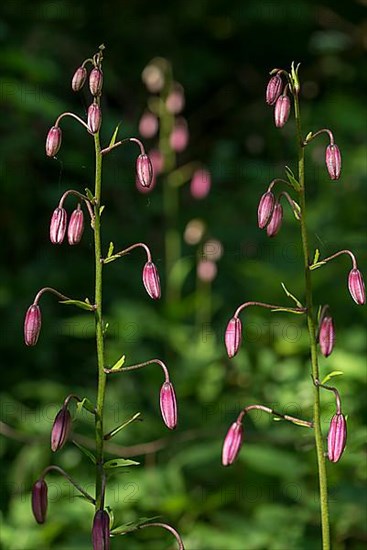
[138,111,159,138]
[88,103,102,134]
[51,407,72,452]
[46,126,62,157]
[348,268,366,305]
[325,144,341,180]
[89,67,103,96]
[266,202,283,237]
[318,315,335,357]
[328,413,347,463]
[225,317,242,358]
[169,118,189,152]
[142,261,161,300]
[274,95,291,128]
[136,153,153,188]
[222,420,243,466]
[32,479,48,524]
[71,66,87,92]
[197,259,217,283]
[68,206,84,245]
[50,207,67,244]
[266,74,282,105]
[166,84,185,114]
[24,304,42,347]
[160,381,177,429]
[190,169,211,199]
[258,191,275,229]
[92,509,110,550]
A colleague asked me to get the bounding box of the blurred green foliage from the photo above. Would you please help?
[0,0,366,549]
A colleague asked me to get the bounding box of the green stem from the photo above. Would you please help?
[93,132,106,510]
[294,94,330,549]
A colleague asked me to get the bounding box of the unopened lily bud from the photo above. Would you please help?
[89,67,103,96]
[166,83,185,114]
[92,509,110,550]
[160,381,177,429]
[88,103,102,134]
[51,407,72,452]
[225,317,242,358]
[319,314,335,357]
[325,144,341,180]
[71,66,87,92]
[328,413,347,463]
[274,95,291,128]
[348,268,366,305]
[222,420,243,466]
[138,111,159,138]
[46,126,62,157]
[136,153,153,188]
[169,118,189,152]
[24,304,42,346]
[50,207,67,244]
[258,191,275,229]
[266,74,282,105]
[32,479,48,524]
[266,202,283,237]
[190,168,211,199]
[142,261,161,300]
[68,206,84,245]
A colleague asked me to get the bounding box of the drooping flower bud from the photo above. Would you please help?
[24,304,42,346]
[266,74,282,105]
[325,144,341,180]
[318,314,335,357]
[136,154,153,188]
[92,509,110,550]
[274,95,291,128]
[142,261,161,300]
[190,169,211,199]
[50,207,67,244]
[258,191,275,229]
[89,67,103,97]
[222,420,243,466]
[31,479,48,524]
[348,268,366,305]
[67,205,84,245]
[225,317,242,358]
[160,381,177,429]
[71,66,87,92]
[88,103,102,134]
[46,126,62,157]
[266,202,283,237]
[51,407,72,452]
[328,413,347,463]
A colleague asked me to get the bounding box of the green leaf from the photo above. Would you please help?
[321,371,344,385]
[285,166,300,191]
[271,308,305,315]
[280,282,303,308]
[305,131,313,143]
[60,299,95,312]
[110,355,126,371]
[291,200,301,221]
[107,242,114,258]
[313,249,320,265]
[85,188,95,202]
[104,458,140,470]
[103,322,110,335]
[309,261,327,271]
[104,412,141,440]
[100,205,105,216]
[109,123,121,148]
[106,506,114,529]
[72,440,96,464]
[76,397,96,415]
[111,517,160,536]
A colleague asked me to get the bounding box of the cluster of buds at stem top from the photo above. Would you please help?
[318,306,335,358]
[225,301,306,358]
[222,405,312,466]
[51,405,72,452]
[31,478,48,524]
[45,126,62,157]
[89,67,103,97]
[92,509,110,550]
[88,102,102,134]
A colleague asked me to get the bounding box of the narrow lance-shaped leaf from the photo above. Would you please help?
[72,440,96,464]
[104,458,140,470]
[281,282,303,308]
[60,299,95,312]
[321,371,344,385]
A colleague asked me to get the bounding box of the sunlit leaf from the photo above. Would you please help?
[72,440,96,464]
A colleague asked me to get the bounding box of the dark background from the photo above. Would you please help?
[0,1,366,549]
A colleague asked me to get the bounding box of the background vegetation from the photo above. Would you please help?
[0,0,366,548]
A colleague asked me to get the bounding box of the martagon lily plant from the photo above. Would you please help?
[222,63,365,550]
[25,45,184,549]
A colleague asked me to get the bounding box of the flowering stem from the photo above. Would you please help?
[294,92,330,549]
[237,404,313,428]
[41,465,95,504]
[104,358,170,382]
[93,132,107,510]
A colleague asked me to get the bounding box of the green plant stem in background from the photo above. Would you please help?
[93,132,106,511]
[294,94,330,550]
